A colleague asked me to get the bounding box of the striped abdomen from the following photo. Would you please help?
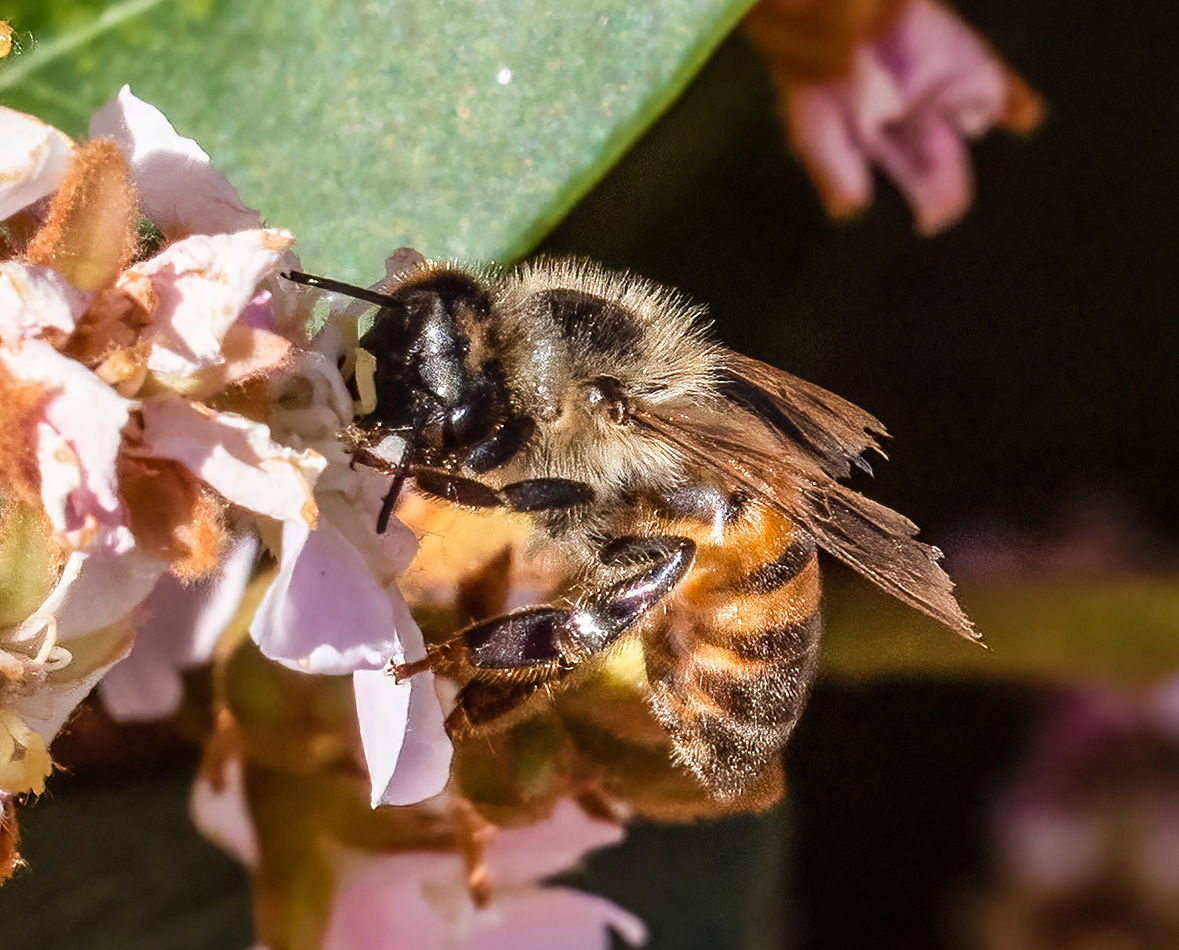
[642,499,823,799]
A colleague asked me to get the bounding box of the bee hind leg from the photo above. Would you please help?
[393,535,696,732]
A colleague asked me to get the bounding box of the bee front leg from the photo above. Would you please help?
[393,535,696,733]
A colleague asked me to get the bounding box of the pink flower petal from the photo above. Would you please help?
[881,0,1007,134]
[190,756,260,869]
[88,86,261,237]
[249,518,396,672]
[0,262,92,343]
[136,396,324,524]
[872,111,974,236]
[0,339,135,554]
[786,84,874,218]
[354,668,452,807]
[100,534,259,721]
[467,888,647,950]
[321,802,639,950]
[0,107,74,221]
[844,44,908,135]
[486,798,627,884]
[323,852,450,950]
[129,229,295,377]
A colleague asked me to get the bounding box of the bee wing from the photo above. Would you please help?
[718,352,887,479]
[632,406,978,642]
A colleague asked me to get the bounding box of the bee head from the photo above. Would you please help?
[285,266,516,466]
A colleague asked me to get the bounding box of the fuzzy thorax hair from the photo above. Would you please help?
[477,258,729,498]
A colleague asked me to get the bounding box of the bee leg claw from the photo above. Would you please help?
[388,656,433,682]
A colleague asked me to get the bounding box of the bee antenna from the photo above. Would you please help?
[283,270,401,310]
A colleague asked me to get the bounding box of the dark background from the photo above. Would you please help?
[5,4,1177,948]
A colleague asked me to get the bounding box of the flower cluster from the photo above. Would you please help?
[0,86,452,825]
[0,89,645,950]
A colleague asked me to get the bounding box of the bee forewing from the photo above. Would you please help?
[632,406,978,642]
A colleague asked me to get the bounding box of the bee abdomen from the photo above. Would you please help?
[743,534,814,593]
[644,506,825,797]
[687,638,820,724]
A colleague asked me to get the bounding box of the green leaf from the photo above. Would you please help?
[0,765,252,950]
[0,0,757,281]
[821,574,1179,687]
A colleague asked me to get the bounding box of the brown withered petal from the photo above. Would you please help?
[0,793,21,884]
[25,139,138,292]
[118,456,226,580]
[62,283,154,371]
[745,0,907,82]
[0,362,46,510]
[1001,68,1046,133]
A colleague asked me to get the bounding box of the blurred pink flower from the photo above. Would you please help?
[781,0,1041,234]
[98,534,260,720]
[991,685,1179,902]
[190,752,260,870]
[322,799,645,949]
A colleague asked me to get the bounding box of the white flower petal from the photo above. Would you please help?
[19,651,126,746]
[137,396,324,524]
[0,339,135,554]
[354,668,452,807]
[0,107,74,221]
[89,85,260,237]
[318,479,419,581]
[0,262,92,343]
[250,518,401,674]
[11,550,166,744]
[100,534,259,721]
[130,229,294,377]
[47,550,167,642]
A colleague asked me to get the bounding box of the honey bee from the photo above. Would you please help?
[285,252,977,799]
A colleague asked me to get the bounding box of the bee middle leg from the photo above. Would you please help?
[394,534,696,733]
[411,467,595,511]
